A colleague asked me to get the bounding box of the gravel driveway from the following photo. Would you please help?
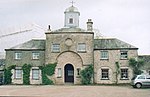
[0,85,149,97]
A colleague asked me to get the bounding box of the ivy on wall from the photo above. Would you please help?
[4,65,16,84]
[4,63,56,85]
[80,65,94,85]
[40,63,57,85]
[22,64,31,85]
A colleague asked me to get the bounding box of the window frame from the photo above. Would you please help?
[15,68,22,79]
[32,52,40,60]
[77,68,81,76]
[15,52,22,60]
[101,69,109,80]
[32,69,40,80]
[120,69,128,80]
[120,51,128,59]
[100,51,109,60]
[57,68,62,78]
[77,43,86,52]
[51,44,60,53]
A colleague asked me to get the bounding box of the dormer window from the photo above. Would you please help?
[69,18,73,24]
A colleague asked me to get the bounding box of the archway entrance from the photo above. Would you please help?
[64,64,74,83]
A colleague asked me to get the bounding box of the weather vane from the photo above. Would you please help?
[70,1,75,6]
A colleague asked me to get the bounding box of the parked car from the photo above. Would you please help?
[131,74,150,88]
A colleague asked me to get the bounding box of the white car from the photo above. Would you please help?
[131,74,150,88]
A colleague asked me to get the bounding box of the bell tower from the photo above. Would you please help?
[64,4,80,28]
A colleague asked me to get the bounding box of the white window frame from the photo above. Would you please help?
[77,43,86,52]
[120,69,128,79]
[32,69,39,80]
[15,69,22,79]
[101,69,109,80]
[101,51,108,59]
[57,68,62,78]
[52,44,60,52]
[15,52,22,60]
[32,52,40,60]
[120,51,128,59]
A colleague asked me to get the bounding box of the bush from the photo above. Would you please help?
[4,65,16,84]
[22,64,31,85]
[80,65,94,85]
[40,63,57,85]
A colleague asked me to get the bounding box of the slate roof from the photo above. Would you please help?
[5,38,137,51]
[5,39,45,51]
[94,38,138,50]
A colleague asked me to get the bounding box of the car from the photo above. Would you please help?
[131,74,150,88]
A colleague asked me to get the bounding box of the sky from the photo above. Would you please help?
[0,0,150,55]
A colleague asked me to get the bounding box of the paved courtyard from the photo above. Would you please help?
[0,85,149,97]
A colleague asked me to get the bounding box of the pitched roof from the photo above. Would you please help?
[6,39,45,51]
[94,38,138,50]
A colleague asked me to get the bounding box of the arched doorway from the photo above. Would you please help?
[64,64,74,83]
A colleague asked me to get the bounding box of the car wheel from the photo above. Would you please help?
[136,83,142,88]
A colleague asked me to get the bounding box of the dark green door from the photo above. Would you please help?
[64,64,74,83]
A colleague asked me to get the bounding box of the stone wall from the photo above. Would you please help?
[5,50,45,67]
[94,49,138,84]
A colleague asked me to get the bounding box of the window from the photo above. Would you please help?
[69,18,73,24]
[121,69,128,79]
[52,44,60,52]
[146,76,150,79]
[77,68,81,76]
[15,52,22,60]
[101,69,109,80]
[101,51,108,59]
[15,69,22,79]
[32,69,39,80]
[77,43,86,52]
[57,68,62,77]
[68,70,74,76]
[120,51,128,59]
[138,76,145,79]
[32,52,40,59]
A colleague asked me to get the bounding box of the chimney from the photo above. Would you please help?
[48,25,51,31]
[87,19,93,31]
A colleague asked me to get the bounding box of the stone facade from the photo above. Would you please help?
[5,5,139,85]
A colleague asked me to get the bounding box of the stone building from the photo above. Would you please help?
[5,5,138,85]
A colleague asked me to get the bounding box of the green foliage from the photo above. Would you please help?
[129,58,145,75]
[40,63,57,85]
[115,62,120,84]
[4,65,16,84]
[22,64,31,85]
[80,65,94,85]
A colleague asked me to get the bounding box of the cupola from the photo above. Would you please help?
[64,5,80,28]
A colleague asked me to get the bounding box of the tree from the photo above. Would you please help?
[129,58,144,75]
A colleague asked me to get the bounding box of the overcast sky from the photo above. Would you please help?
[0,0,150,55]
